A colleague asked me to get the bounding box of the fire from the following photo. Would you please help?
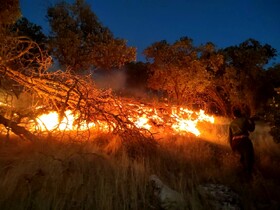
[36,110,95,131]
[130,114,152,130]
[35,101,215,136]
[170,108,214,136]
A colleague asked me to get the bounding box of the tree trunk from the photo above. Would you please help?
[0,115,38,141]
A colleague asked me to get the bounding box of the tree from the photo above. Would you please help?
[0,37,153,145]
[265,64,280,143]
[144,37,223,112]
[222,38,276,69]
[47,0,136,73]
[266,64,280,88]
[220,39,277,114]
[4,17,50,75]
[0,11,48,107]
[11,17,47,48]
[197,42,228,114]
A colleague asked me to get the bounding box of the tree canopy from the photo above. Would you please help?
[0,0,21,25]
[47,0,136,73]
[11,17,47,47]
[219,39,277,114]
[144,37,226,113]
[143,37,278,115]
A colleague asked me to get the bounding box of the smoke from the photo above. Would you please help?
[92,69,149,99]
[92,69,126,91]
[251,122,278,149]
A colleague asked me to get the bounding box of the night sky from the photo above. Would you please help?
[20,0,280,63]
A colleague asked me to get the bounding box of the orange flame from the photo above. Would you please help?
[36,110,95,131]
[35,102,214,136]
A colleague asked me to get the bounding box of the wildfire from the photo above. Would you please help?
[170,108,214,136]
[35,102,214,136]
[36,110,95,131]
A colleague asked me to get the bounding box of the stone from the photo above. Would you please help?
[149,174,186,210]
[197,183,242,210]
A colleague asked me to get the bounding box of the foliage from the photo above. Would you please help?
[143,37,279,115]
[144,37,227,114]
[196,42,228,114]
[0,0,21,25]
[11,17,47,49]
[47,0,136,73]
[266,64,280,88]
[144,38,209,104]
[93,38,136,70]
[265,65,280,143]
[219,39,277,114]
[198,42,224,73]
[221,38,276,69]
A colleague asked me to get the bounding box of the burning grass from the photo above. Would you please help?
[0,124,279,210]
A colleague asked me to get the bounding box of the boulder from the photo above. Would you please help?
[149,174,186,210]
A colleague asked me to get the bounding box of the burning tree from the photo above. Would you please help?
[0,32,153,147]
[1,10,218,159]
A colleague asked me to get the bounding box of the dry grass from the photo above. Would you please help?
[0,122,279,210]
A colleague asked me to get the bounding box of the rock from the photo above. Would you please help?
[149,174,186,210]
[197,183,242,210]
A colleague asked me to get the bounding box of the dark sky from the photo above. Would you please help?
[20,0,280,64]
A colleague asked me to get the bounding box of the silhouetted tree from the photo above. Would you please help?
[265,64,280,143]
[220,39,277,114]
[11,17,47,48]
[266,64,280,88]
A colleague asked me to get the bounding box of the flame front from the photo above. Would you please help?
[36,110,95,131]
[35,102,214,136]
[170,108,214,136]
